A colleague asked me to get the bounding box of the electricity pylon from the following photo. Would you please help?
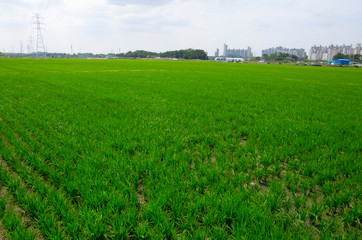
[28,37,33,54]
[32,13,47,59]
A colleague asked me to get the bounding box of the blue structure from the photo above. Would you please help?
[328,59,350,65]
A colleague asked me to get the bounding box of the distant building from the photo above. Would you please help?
[225,57,244,62]
[214,57,244,62]
[309,44,362,61]
[215,48,219,57]
[328,59,350,65]
[220,44,253,58]
[262,46,306,59]
[223,44,228,57]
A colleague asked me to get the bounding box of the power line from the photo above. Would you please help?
[46,0,74,29]
[32,13,47,60]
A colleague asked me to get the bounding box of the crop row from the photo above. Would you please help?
[0,59,360,238]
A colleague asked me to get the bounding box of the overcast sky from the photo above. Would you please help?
[1,0,361,56]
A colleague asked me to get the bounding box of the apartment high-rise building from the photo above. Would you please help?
[219,44,253,58]
[223,44,228,57]
[261,46,306,59]
[215,48,220,57]
[309,44,361,61]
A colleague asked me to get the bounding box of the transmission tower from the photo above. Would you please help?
[20,41,23,55]
[32,13,47,59]
[28,37,33,54]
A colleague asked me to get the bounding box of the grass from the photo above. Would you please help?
[0,58,361,239]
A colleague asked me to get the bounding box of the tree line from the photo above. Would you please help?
[160,49,208,60]
[0,49,209,60]
[333,52,362,63]
[262,53,301,62]
[115,49,208,60]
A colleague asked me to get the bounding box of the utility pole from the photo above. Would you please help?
[20,41,23,56]
[32,13,47,60]
[28,37,33,55]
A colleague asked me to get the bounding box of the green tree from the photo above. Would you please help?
[124,50,159,58]
[290,55,299,62]
[262,53,300,62]
[333,52,347,60]
[351,54,361,63]
[160,49,208,60]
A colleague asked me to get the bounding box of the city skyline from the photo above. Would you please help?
[309,43,362,61]
[3,41,362,60]
[1,0,362,56]
[262,46,306,59]
[216,44,253,58]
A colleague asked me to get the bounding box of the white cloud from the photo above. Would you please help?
[0,0,361,54]
[108,0,173,7]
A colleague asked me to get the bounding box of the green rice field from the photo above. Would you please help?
[0,58,361,239]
